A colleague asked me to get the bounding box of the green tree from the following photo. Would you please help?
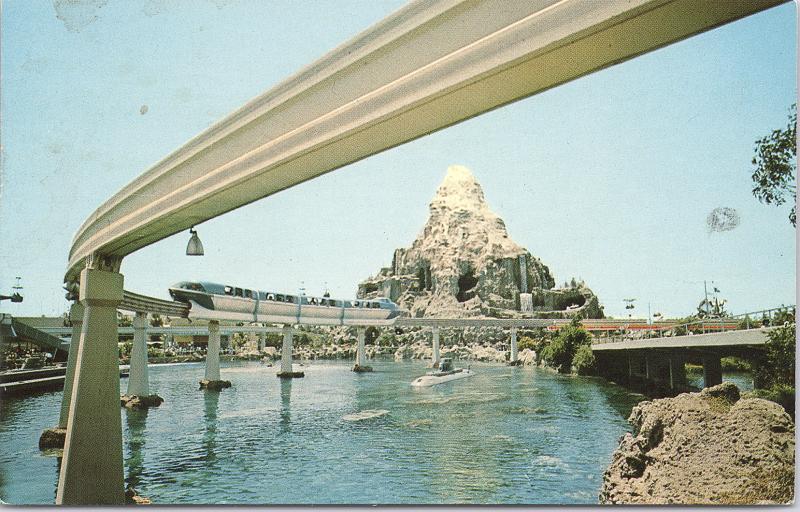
[753,323,795,390]
[751,104,796,226]
[541,316,591,373]
[571,344,596,375]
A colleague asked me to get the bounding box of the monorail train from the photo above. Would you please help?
[169,281,404,326]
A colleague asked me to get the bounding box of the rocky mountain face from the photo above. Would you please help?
[358,165,602,318]
[600,383,795,505]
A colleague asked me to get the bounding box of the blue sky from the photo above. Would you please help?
[1,1,796,319]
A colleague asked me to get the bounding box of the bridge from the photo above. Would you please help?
[53,0,786,504]
[591,326,777,394]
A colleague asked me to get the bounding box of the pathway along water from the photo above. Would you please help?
[0,359,748,505]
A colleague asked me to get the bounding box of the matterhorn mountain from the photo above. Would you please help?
[358,165,602,318]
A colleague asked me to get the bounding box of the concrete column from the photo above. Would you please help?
[258,331,265,351]
[204,321,221,381]
[356,327,366,367]
[510,327,518,363]
[281,326,293,374]
[668,354,686,390]
[58,302,84,429]
[702,355,723,388]
[126,312,149,396]
[432,327,440,366]
[56,268,125,505]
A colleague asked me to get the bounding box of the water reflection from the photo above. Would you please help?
[279,379,292,434]
[125,408,149,490]
[203,391,220,463]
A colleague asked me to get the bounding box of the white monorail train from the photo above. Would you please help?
[169,281,404,326]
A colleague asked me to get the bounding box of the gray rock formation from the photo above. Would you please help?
[358,165,602,318]
[600,382,795,505]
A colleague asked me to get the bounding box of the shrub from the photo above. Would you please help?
[572,344,596,375]
[375,332,397,347]
[753,323,795,389]
[541,317,591,373]
[517,336,537,352]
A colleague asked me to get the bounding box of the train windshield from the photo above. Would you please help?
[180,282,205,292]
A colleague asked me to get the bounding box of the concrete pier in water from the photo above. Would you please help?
[277,325,304,378]
[352,327,372,372]
[39,302,84,450]
[200,321,231,390]
[57,268,126,505]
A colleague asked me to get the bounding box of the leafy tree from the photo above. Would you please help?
[753,322,795,390]
[541,316,591,373]
[572,344,597,375]
[751,104,796,226]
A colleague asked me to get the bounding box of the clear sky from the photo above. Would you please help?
[1,1,796,319]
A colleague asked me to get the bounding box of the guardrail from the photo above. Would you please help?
[591,305,795,344]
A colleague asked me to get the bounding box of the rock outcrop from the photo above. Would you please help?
[600,383,795,505]
[357,165,602,318]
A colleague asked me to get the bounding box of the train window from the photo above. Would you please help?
[267,293,275,301]
[276,294,284,301]
[286,295,295,303]
[234,288,243,297]
[224,286,233,295]
[353,300,360,307]
[258,291,266,300]
[244,289,252,299]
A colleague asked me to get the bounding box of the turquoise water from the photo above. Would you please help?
[1,360,645,505]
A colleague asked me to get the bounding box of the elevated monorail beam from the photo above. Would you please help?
[119,290,189,317]
[40,325,292,337]
[64,0,783,283]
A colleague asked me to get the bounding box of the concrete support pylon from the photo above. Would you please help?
[126,312,150,396]
[200,321,230,390]
[56,268,125,505]
[60,302,84,428]
[669,354,686,391]
[278,326,304,378]
[510,327,518,364]
[356,327,367,367]
[205,321,221,381]
[432,327,441,367]
[702,354,723,388]
[352,327,373,373]
[258,331,265,352]
[39,302,85,450]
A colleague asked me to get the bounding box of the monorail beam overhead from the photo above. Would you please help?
[65,0,785,282]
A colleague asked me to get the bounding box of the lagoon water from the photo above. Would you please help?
[1,359,647,505]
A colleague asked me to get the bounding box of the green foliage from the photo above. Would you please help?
[751,104,796,226]
[541,316,591,373]
[375,332,397,347]
[754,323,795,389]
[571,344,596,375]
[750,322,796,417]
[720,356,751,372]
[517,336,537,352]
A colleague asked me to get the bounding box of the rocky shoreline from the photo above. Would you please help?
[600,382,795,505]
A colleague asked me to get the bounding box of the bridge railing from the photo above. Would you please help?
[592,305,795,344]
